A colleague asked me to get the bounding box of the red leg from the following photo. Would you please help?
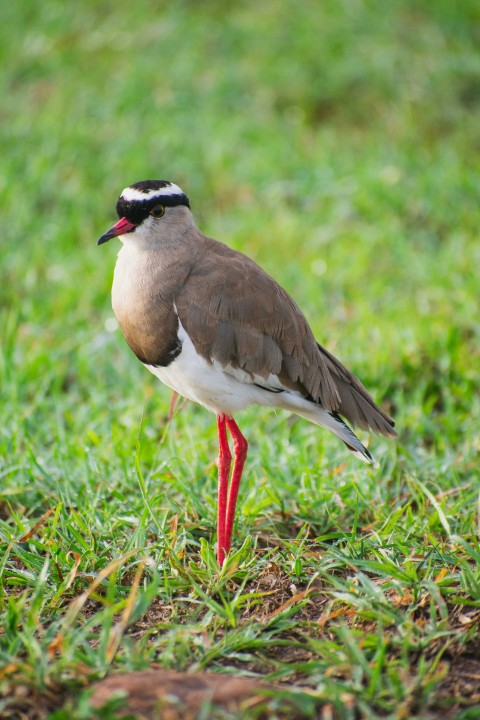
[167,391,179,421]
[216,414,231,566]
[224,417,248,556]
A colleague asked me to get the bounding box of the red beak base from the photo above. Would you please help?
[97,217,136,245]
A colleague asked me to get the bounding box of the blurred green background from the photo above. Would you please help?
[1,1,480,716]
[2,0,479,470]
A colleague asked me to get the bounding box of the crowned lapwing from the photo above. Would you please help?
[98,180,396,565]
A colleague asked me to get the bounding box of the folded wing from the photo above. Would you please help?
[175,237,396,437]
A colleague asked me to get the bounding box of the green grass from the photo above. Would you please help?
[1,1,480,718]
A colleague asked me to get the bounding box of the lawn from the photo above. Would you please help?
[1,1,480,718]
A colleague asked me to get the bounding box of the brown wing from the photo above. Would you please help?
[175,236,395,436]
[316,343,396,436]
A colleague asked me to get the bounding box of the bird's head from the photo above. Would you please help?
[97,180,192,247]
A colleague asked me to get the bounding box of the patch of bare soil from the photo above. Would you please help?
[89,669,284,719]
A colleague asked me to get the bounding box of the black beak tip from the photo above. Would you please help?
[97,231,113,246]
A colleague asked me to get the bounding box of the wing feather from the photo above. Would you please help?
[175,236,395,436]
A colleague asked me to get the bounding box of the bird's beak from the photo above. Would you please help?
[97,217,136,245]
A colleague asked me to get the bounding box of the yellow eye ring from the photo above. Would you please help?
[150,205,165,218]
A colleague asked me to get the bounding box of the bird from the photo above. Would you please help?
[97,180,397,566]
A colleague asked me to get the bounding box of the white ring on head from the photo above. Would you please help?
[121,184,185,202]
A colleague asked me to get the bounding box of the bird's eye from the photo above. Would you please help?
[150,205,165,218]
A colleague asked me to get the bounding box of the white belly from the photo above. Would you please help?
[144,322,274,415]
[143,321,350,453]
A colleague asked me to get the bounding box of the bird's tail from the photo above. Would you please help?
[325,411,374,464]
[280,395,374,464]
